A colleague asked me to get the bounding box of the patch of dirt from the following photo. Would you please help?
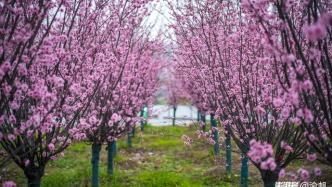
[116,159,139,170]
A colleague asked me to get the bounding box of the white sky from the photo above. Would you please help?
[143,1,175,41]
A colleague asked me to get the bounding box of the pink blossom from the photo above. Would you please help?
[280,141,287,148]
[307,153,317,162]
[258,57,270,64]
[260,157,277,171]
[182,135,189,140]
[260,161,269,170]
[1,61,11,72]
[269,161,277,171]
[279,168,286,178]
[322,134,327,141]
[0,68,4,79]
[208,138,216,145]
[108,120,114,127]
[20,83,28,92]
[284,145,294,152]
[289,92,299,106]
[2,181,16,187]
[303,109,314,123]
[219,136,226,142]
[248,140,275,169]
[308,134,316,141]
[10,102,19,110]
[291,117,302,126]
[254,105,266,115]
[79,133,86,140]
[111,113,121,123]
[7,134,16,141]
[281,107,290,118]
[290,173,297,181]
[298,168,309,181]
[9,115,16,124]
[282,54,296,64]
[27,130,34,137]
[48,143,55,151]
[314,167,321,176]
[24,159,30,166]
[184,142,191,147]
[304,24,326,42]
[272,98,283,107]
[0,116,4,125]
[17,63,27,76]
[215,107,223,116]
[65,139,72,145]
[60,152,65,158]
[302,80,313,91]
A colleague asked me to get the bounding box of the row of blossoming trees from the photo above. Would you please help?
[170,0,331,186]
[0,0,163,186]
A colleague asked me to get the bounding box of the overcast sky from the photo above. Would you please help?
[144,1,175,40]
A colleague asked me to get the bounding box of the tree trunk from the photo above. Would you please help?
[201,114,206,132]
[240,154,249,187]
[226,134,232,173]
[140,110,144,132]
[261,170,279,187]
[24,165,44,187]
[210,114,219,154]
[91,143,101,187]
[107,141,116,175]
[197,110,201,122]
[112,141,117,156]
[172,106,177,126]
[127,130,132,148]
[132,125,135,138]
[27,176,42,187]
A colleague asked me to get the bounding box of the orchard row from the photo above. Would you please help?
[168,0,332,186]
[0,0,164,186]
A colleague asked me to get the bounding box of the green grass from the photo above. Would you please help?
[1,125,264,186]
[3,125,332,186]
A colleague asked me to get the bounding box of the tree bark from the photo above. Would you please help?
[240,154,249,187]
[24,165,44,187]
[91,144,102,187]
[132,126,135,138]
[140,110,144,132]
[127,130,132,148]
[226,134,232,173]
[107,141,116,175]
[261,170,279,187]
[28,176,41,187]
[172,106,177,126]
[197,110,201,122]
[201,114,206,132]
[210,114,219,154]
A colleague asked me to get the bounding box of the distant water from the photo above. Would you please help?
[148,105,210,126]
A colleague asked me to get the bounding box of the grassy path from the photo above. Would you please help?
[3,125,331,186]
